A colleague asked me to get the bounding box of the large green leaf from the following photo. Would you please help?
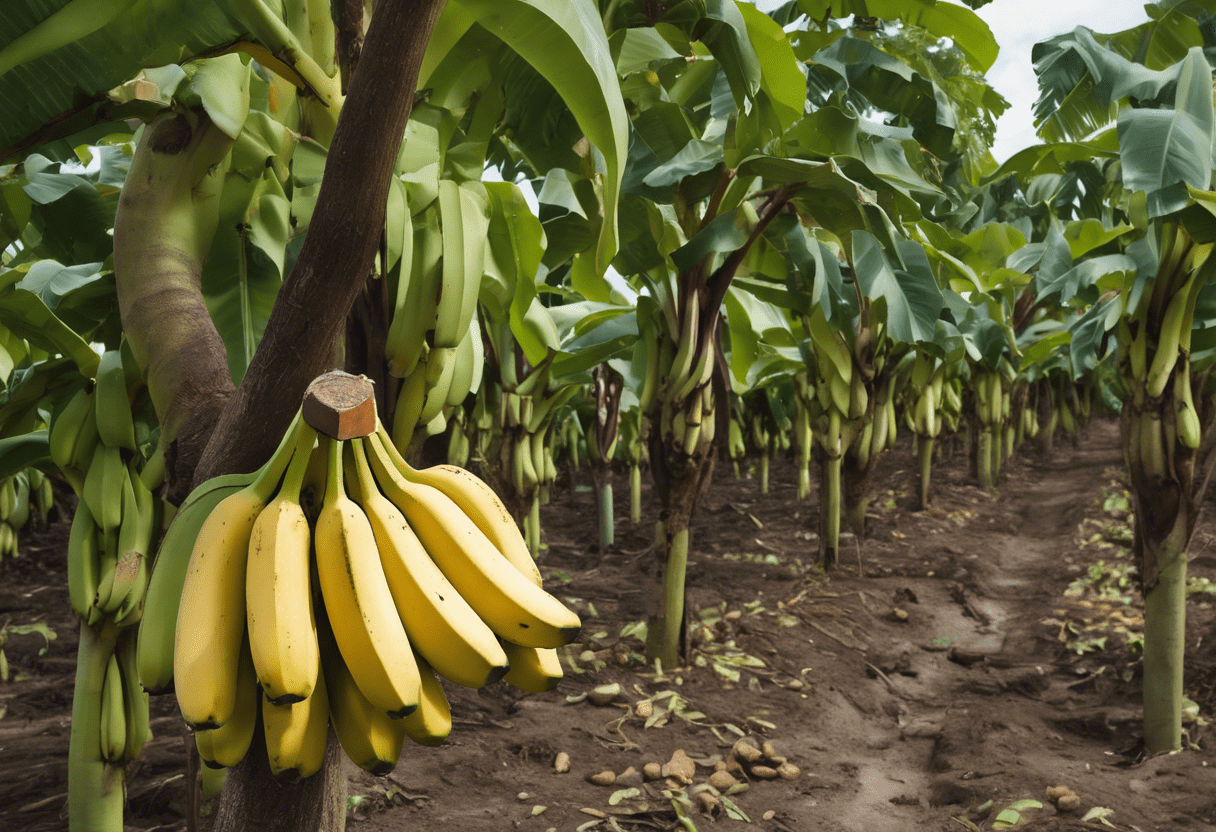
[796,0,998,72]
[453,0,629,276]
[0,270,99,376]
[1031,25,1192,144]
[737,2,806,132]
[851,231,943,345]
[808,35,957,159]
[0,0,334,158]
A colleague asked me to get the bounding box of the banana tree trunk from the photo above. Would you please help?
[645,391,715,668]
[211,729,347,832]
[644,449,712,669]
[914,434,934,511]
[976,429,994,491]
[842,449,871,540]
[819,450,841,570]
[1124,399,1200,754]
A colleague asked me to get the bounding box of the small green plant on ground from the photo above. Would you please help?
[0,616,57,685]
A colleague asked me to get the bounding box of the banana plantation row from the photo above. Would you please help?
[0,1,1211,831]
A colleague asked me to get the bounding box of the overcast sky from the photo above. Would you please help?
[973,0,1156,161]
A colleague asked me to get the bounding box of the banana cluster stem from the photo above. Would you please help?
[915,435,934,510]
[820,455,841,570]
[68,623,123,832]
[597,482,615,551]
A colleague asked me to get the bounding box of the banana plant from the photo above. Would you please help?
[586,362,624,551]
[1033,18,1216,752]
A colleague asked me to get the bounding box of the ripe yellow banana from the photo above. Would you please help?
[320,618,407,775]
[247,423,321,704]
[262,665,330,781]
[139,475,254,695]
[401,654,452,747]
[314,435,420,717]
[207,638,259,768]
[175,411,305,729]
[348,438,508,688]
[500,642,563,693]
[366,432,580,648]
[195,726,222,769]
[393,460,540,585]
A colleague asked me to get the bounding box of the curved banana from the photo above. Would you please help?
[116,627,150,763]
[83,445,126,533]
[139,476,254,695]
[99,651,126,763]
[67,502,101,621]
[263,664,330,781]
[500,642,563,693]
[366,432,580,648]
[349,438,508,688]
[50,387,94,478]
[207,638,259,768]
[175,412,305,729]
[401,462,540,584]
[321,620,408,775]
[401,654,452,747]
[95,349,138,452]
[247,423,321,704]
[314,436,420,717]
[195,727,221,769]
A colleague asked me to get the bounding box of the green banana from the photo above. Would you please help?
[95,350,138,452]
[67,502,102,621]
[99,651,127,763]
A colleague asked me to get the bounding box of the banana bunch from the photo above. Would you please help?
[0,469,50,560]
[909,355,945,440]
[792,374,815,501]
[642,291,718,461]
[50,349,160,783]
[98,627,153,767]
[385,179,489,450]
[160,408,578,779]
[54,352,160,630]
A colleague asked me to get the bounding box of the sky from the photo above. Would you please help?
[973,0,1157,162]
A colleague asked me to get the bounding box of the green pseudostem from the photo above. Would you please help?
[68,623,122,832]
[598,481,614,550]
[916,434,934,509]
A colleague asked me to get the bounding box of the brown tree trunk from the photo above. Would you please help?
[195,0,448,486]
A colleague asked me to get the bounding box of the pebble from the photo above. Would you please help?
[786,679,805,690]
[777,762,801,780]
[643,762,663,781]
[695,791,720,813]
[1057,793,1081,812]
[1045,785,1073,801]
[588,683,622,706]
[554,752,570,774]
[763,810,776,821]
[662,749,697,784]
[732,739,764,763]
[761,741,780,759]
[634,700,654,718]
[750,765,779,780]
[708,771,739,790]
[616,766,643,788]
[587,770,616,786]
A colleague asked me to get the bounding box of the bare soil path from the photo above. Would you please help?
[4,418,1216,831]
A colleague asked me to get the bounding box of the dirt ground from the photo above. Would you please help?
[5,417,1216,832]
